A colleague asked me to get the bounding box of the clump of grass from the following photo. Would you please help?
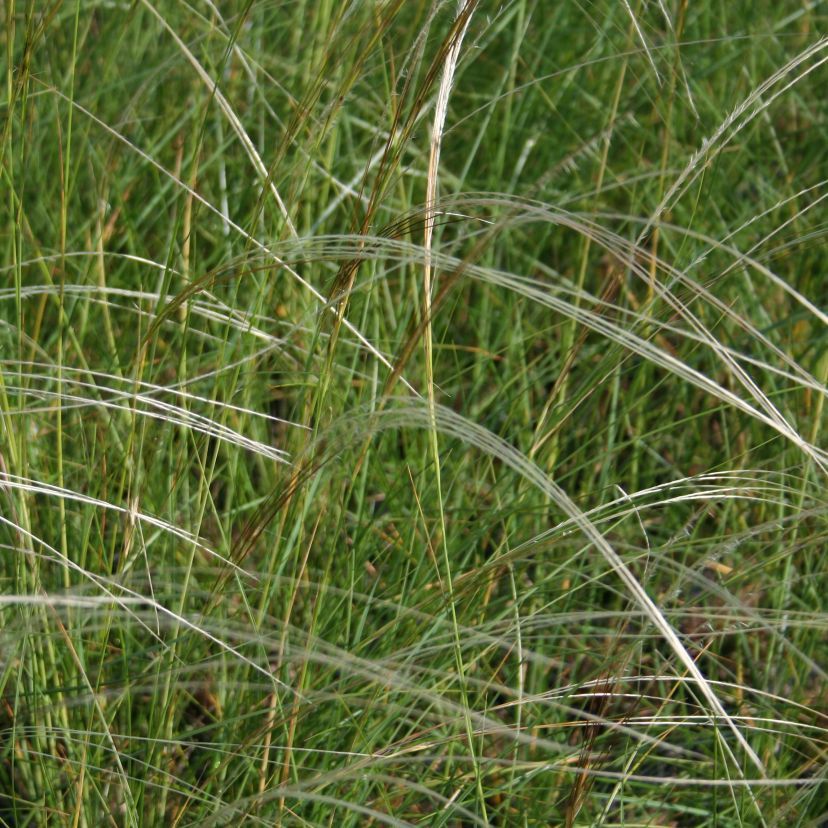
[1,1,826,825]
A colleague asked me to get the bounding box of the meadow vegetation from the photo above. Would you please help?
[1,0,826,824]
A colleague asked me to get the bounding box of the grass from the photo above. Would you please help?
[1,0,827,824]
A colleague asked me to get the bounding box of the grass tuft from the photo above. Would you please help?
[1,1,826,824]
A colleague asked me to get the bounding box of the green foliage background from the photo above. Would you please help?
[0,1,826,824]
